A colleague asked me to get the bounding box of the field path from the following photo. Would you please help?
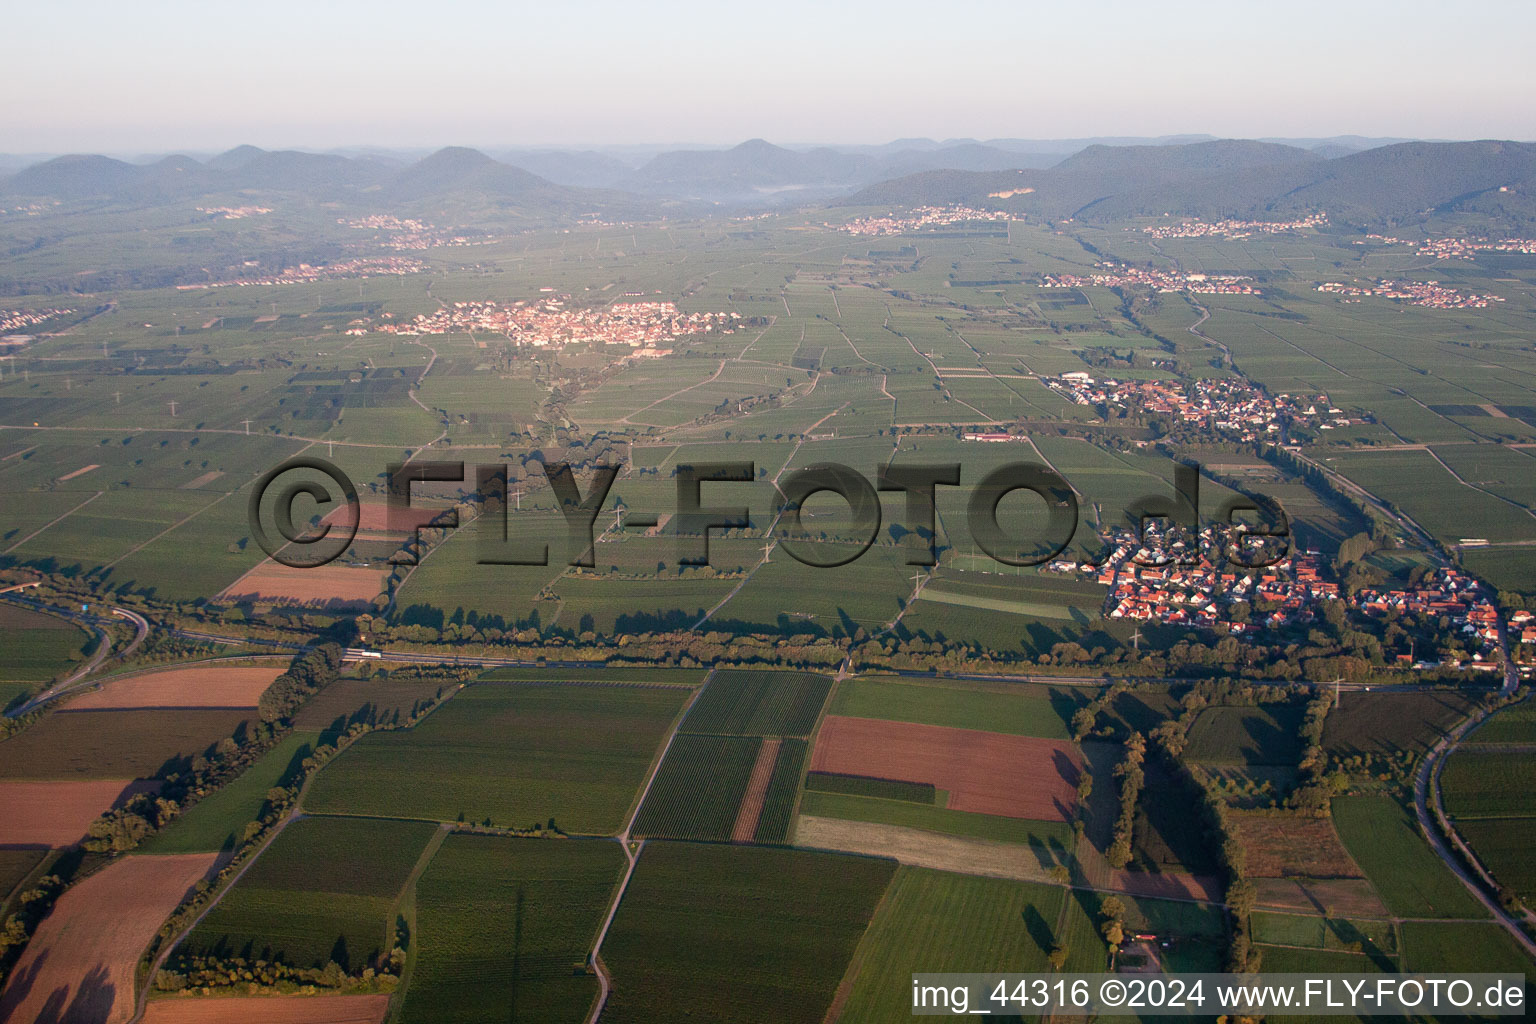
[1413,700,1536,960]
[730,737,782,842]
[585,671,711,1024]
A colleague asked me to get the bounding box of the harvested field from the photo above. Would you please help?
[731,738,781,842]
[1230,811,1364,879]
[67,664,283,710]
[1250,877,1390,918]
[179,470,225,489]
[218,562,387,608]
[0,852,220,1024]
[0,779,160,847]
[142,994,390,1024]
[794,815,1065,883]
[809,716,1083,820]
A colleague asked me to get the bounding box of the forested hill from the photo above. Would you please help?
[839,139,1536,227]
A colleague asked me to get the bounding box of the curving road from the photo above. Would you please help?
[2,596,149,716]
[1412,702,1536,961]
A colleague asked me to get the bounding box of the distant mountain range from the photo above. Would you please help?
[841,139,1536,227]
[3,137,1533,226]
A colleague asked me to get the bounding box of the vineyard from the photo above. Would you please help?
[631,734,761,840]
[679,670,832,737]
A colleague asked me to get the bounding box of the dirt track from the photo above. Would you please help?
[731,738,781,841]
[66,666,283,710]
[810,715,1082,820]
[0,853,220,1024]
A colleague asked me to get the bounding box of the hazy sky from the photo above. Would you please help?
[7,0,1536,153]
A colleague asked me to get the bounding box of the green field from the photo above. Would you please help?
[1441,749,1536,818]
[679,670,832,737]
[402,834,624,1024]
[0,848,47,904]
[290,676,455,733]
[1332,796,1487,919]
[805,771,937,804]
[0,708,253,780]
[837,867,1073,1022]
[601,842,895,1023]
[753,738,809,845]
[0,604,92,703]
[142,730,318,854]
[1466,703,1536,744]
[1399,921,1533,973]
[180,815,437,970]
[304,684,686,833]
[827,675,1084,739]
[1184,703,1305,766]
[631,733,759,840]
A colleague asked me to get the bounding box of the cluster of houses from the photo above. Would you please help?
[1315,279,1504,310]
[1354,566,1520,664]
[176,257,426,291]
[364,297,738,351]
[1040,263,1259,295]
[339,214,490,251]
[1354,234,1536,260]
[838,205,1009,236]
[1141,213,1327,240]
[196,205,271,219]
[1050,535,1529,663]
[0,307,73,335]
[1046,525,1337,631]
[1040,372,1350,440]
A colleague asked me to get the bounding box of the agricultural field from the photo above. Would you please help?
[809,715,1086,820]
[834,867,1071,1022]
[0,708,254,780]
[0,852,221,1024]
[402,834,623,1024]
[600,842,895,1023]
[142,994,391,1024]
[631,733,760,841]
[826,675,1084,738]
[303,683,687,833]
[1229,811,1364,879]
[678,669,831,737]
[0,778,160,847]
[142,730,318,854]
[0,603,92,706]
[1183,703,1305,767]
[1322,689,1483,758]
[290,674,456,733]
[66,662,284,710]
[180,815,437,970]
[752,737,809,844]
[1332,796,1488,919]
[1465,702,1536,744]
[1440,749,1536,818]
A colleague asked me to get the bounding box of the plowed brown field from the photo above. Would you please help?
[67,666,283,711]
[0,852,219,1024]
[142,994,390,1024]
[809,716,1083,820]
[219,563,386,607]
[0,779,160,847]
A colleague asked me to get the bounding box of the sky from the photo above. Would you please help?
[6,0,1536,154]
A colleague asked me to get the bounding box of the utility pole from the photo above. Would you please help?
[113,391,121,405]
[1130,627,1143,652]
[511,490,523,511]
[242,419,251,435]
[168,400,177,417]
